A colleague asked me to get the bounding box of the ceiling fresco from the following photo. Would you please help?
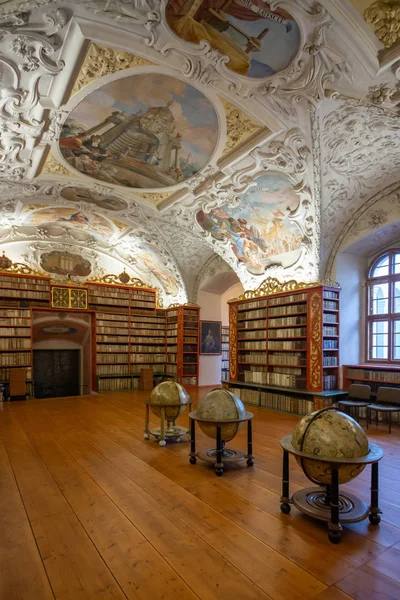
[165,1,301,78]
[59,73,220,190]
[0,0,398,302]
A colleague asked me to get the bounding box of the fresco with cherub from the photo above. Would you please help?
[196,173,303,275]
[166,1,300,78]
[59,73,219,190]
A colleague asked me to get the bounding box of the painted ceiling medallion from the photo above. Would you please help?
[59,73,219,190]
[60,186,128,211]
[196,173,303,276]
[166,0,301,78]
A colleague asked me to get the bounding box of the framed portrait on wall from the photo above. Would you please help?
[200,321,222,355]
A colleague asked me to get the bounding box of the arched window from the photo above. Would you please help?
[367,250,400,362]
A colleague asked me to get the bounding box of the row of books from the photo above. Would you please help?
[184,310,198,317]
[0,352,31,365]
[268,316,307,327]
[267,292,307,306]
[166,365,177,375]
[323,300,338,310]
[230,387,260,406]
[97,353,128,363]
[268,303,306,316]
[97,377,141,392]
[221,351,229,360]
[272,366,304,376]
[238,340,266,350]
[269,353,306,366]
[239,354,267,365]
[0,338,31,349]
[268,327,307,338]
[238,309,266,320]
[242,370,267,384]
[0,281,49,291]
[183,365,197,374]
[0,289,48,299]
[323,357,338,366]
[346,368,400,382]
[97,364,129,376]
[260,391,313,415]
[0,275,48,285]
[184,344,197,352]
[238,299,267,311]
[323,313,338,323]
[130,354,165,363]
[182,376,198,386]
[184,337,198,344]
[323,326,338,336]
[0,327,31,336]
[267,372,306,389]
[97,335,128,343]
[323,375,338,390]
[238,319,267,330]
[268,340,306,350]
[323,340,338,349]
[166,355,176,363]
[323,291,339,300]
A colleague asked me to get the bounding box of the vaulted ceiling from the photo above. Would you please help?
[0,0,398,304]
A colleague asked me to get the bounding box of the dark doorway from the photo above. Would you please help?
[33,349,80,399]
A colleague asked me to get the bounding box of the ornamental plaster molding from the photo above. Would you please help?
[0,6,69,180]
[364,1,400,48]
[320,98,400,261]
[324,181,400,278]
[219,98,263,156]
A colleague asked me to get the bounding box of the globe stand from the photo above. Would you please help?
[280,435,384,543]
[189,411,254,476]
[144,401,193,446]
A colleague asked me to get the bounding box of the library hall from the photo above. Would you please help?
[1,0,400,599]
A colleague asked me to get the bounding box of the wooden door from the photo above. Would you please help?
[33,350,80,398]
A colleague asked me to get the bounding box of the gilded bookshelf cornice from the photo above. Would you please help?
[228,277,341,303]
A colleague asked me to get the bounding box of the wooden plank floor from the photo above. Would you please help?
[1,388,400,600]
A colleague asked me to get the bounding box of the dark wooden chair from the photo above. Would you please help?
[367,387,400,434]
[337,383,371,423]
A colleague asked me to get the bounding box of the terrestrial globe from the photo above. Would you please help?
[292,407,369,485]
[196,388,246,442]
[150,380,191,422]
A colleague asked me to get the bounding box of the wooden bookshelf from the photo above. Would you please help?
[221,325,229,382]
[343,364,400,394]
[0,272,50,307]
[166,305,200,387]
[228,283,341,414]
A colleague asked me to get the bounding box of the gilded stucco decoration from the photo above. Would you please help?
[141,192,172,205]
[41,152,71,176]
[220,98,263,155]
[72,42,154,95]
[364,1,400,47]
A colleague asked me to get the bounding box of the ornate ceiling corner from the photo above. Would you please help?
[40,152,72,176]
[220,98,263,156]
[364,1,400,48]
[72,42,155,95]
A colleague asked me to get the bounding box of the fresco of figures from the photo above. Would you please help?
[59,73,219,190]
[135,250,179,297]
[166,1,300,78]
[25,207,114,239]
[60,186,128,212]
[196,173,303,275]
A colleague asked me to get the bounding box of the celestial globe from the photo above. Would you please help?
[196,388,246,442]
[150,380,190,422]
[292,407,369,485]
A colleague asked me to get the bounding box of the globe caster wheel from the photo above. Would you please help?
[247,458,254,467]
[189,456,197,465]
[144,433,150,440]
[215,467,224,477]
[328,530,342,544]
[159,440,167,447]
[280,503,291,515]
[369,513,381,525]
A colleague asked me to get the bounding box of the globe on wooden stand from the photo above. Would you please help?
[144,380,193,446]
[189,388,254,476]
[280,407,384,543]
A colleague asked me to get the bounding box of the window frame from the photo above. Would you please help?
[366,249,400,364]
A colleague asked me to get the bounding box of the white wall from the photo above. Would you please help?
[333,252,366,372]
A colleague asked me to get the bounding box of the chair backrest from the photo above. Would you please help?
[348,383,371,400]
[377,387,400,406]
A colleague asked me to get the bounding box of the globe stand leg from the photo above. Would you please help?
[246,419,254,467]
[159,407,166,447]
[323,485,332,506]
[215,425,224,476]
[144,404,150,440]
[328,467,342,543]
[280,449,291,514]
[369,461,382,525]
[189,417,196,464]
